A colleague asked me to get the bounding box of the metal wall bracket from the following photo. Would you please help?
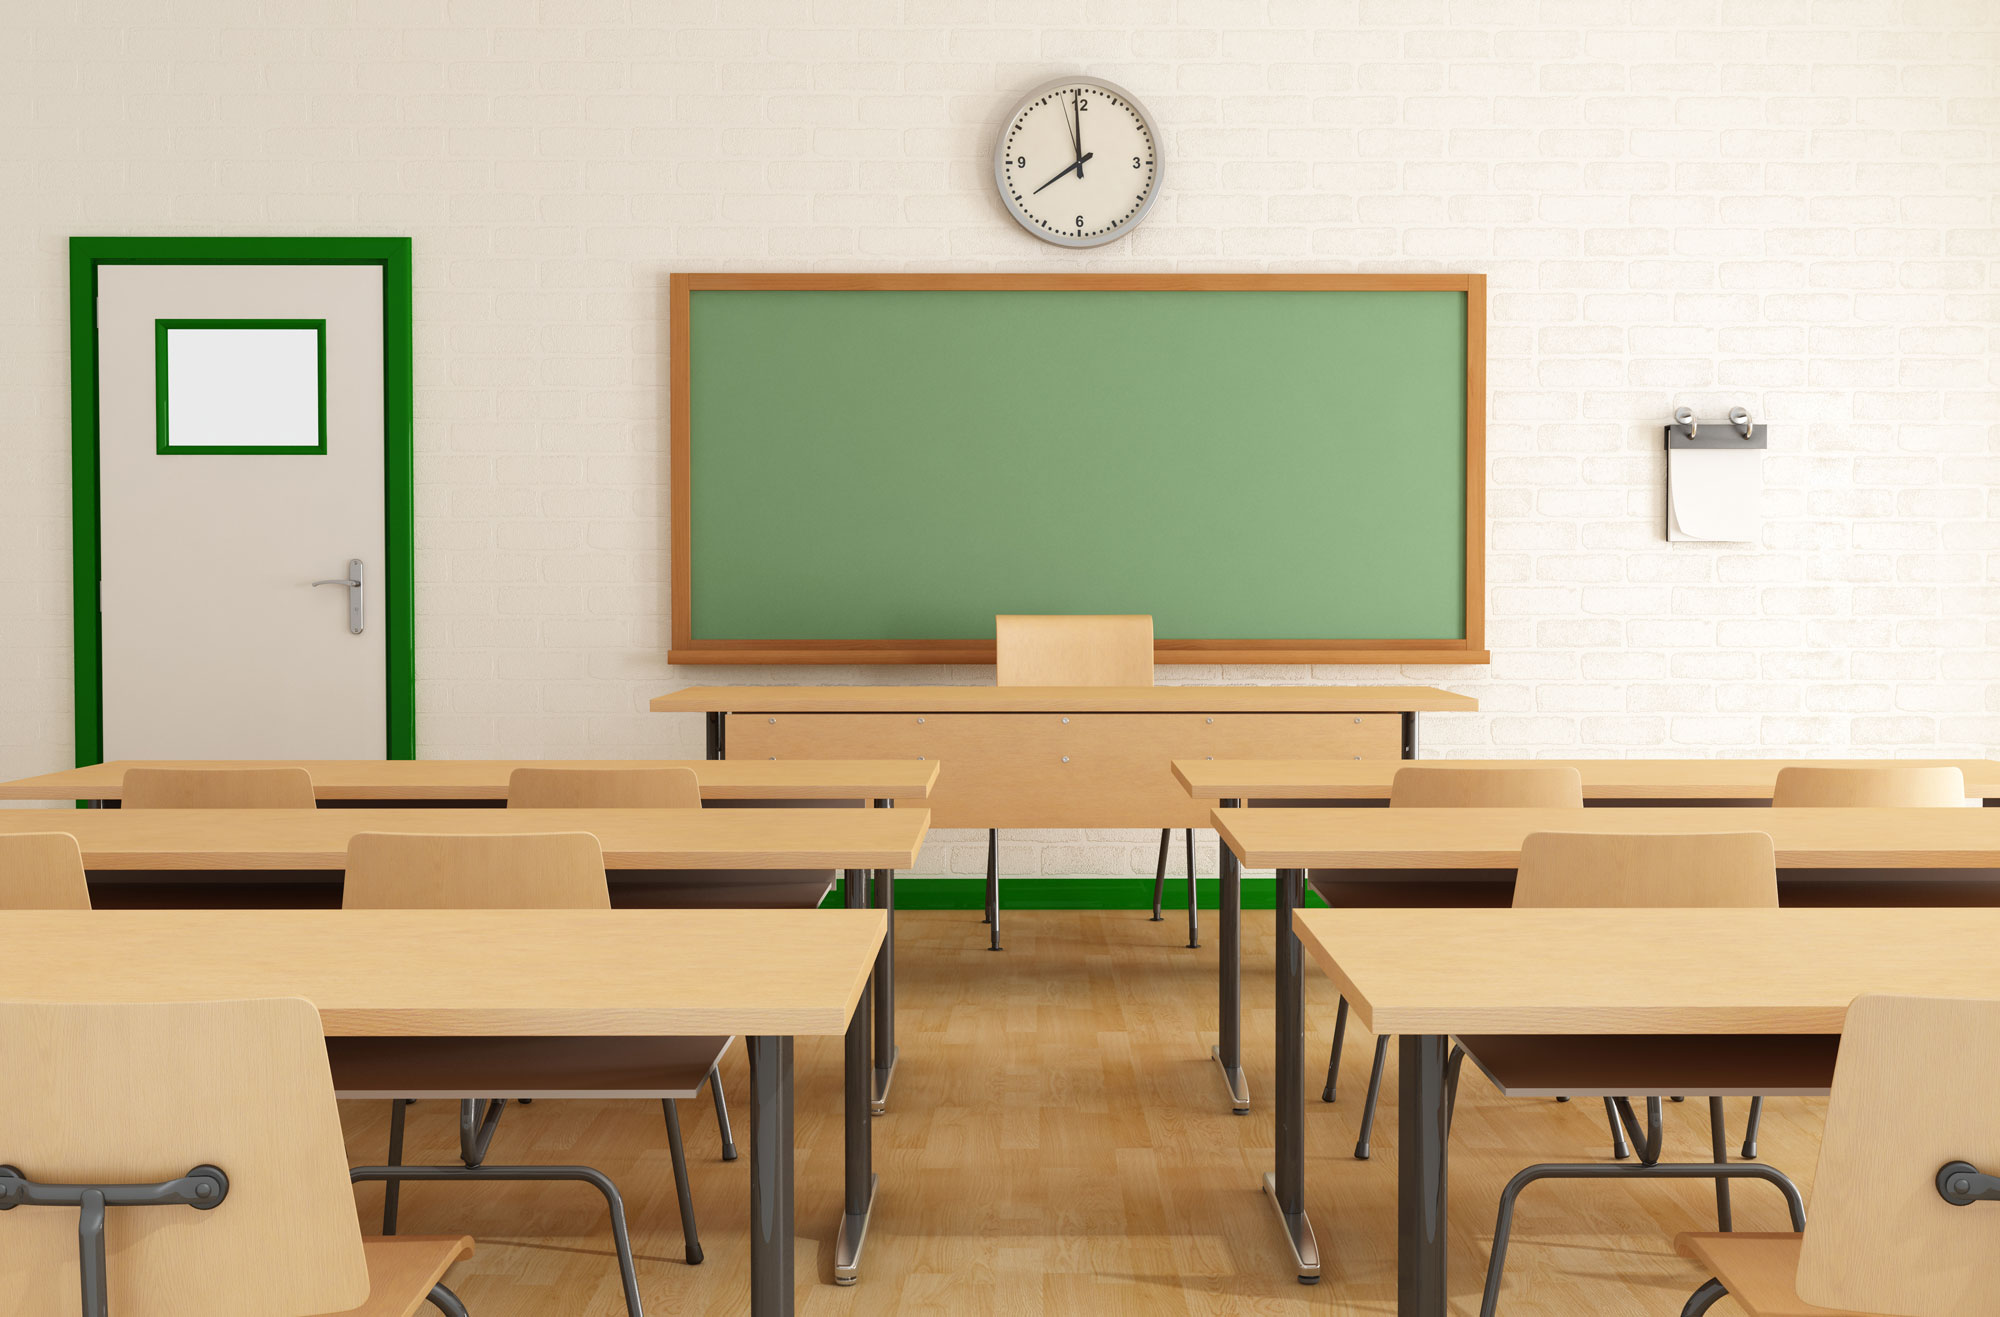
[1666,422,1767,450]
[0,1163,229,1317]
[1937,1160,2000,1205]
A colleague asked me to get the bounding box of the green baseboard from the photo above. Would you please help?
[822,875,1328,911]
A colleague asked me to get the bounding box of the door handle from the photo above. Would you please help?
[310,558,365,635]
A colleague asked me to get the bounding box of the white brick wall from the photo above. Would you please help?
[2,1,1996,883]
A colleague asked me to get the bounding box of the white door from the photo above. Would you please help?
[96,264,389,758]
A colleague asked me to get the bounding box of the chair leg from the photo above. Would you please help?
[1477,1160,1800,1317]
[1741,1095,1763,1159]
[1323,997,1349,1102]
[426,1283,471,1317]
[1607,1096,1665,1165]
[1709,1096,1733,1232]
[1681,1278,1731,1316]
[458,1098,507,1168]
[708,1067,738,1162]
[1445,1043,1466,1133]
[986,828,1001,950]
[1184,828,1198,949]
[383,1098,408,1235]
[350,1163,645,1317]
[1355,1034,1390,1160]
[1603,1096,1631,1160]
[662,1099,704,1265]
[1151,829,1169,921]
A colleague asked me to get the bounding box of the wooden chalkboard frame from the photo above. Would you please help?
[669,272,1487,666]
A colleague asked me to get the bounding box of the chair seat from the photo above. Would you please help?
[1456,1034,1838,1098]
[328,1035,732,1099]
[316,1236,475,1317]
[1675,1233,1867,1316]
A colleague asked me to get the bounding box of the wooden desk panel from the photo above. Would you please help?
[1215,805,2000,871]
[651,684,1479,715]
[0,808,930,871]
[0,908,884,1036]
[1175,756,2000,802]
[732,714,1401,828]
[1294,905,2000,1036]
[0,759,940,803]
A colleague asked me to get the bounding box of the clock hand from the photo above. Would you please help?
[1072,89,1084,178]
[1060,90,1079,160]
[1031,152,1093,195]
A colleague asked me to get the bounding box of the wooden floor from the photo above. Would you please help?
[343,910,1819,1314]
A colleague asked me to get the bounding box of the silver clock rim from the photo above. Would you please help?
[992,75,1164,250]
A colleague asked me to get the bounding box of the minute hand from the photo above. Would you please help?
[1032,152,1093,195]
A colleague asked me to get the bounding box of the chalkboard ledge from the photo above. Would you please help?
[668,642,1490,667]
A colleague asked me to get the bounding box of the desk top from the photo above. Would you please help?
[1296,906,2000,1036]
[1175,757,2000,801]
[0,808,930,871]
[0,909,883,1036]
[0,759,941,803]
[651,685,1478,714]
[1214,805,2000,870]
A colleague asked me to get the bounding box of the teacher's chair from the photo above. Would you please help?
[992,614,1191,952]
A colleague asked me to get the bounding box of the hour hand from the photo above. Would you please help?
[1031,152,1093,195]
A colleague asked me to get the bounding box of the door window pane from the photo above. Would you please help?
[156,320,327,454]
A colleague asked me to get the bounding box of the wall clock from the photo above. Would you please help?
[994,77,1162,248]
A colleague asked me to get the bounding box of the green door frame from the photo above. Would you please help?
[68,236,417,763]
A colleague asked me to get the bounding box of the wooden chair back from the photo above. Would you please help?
[995,615,1155,687]
[1390,766,1584,809]
[1795,994,2000,1315]
[1513,831,1778,909]
[508,766,702,810]
[0,997,369,1316]
[343,831,610,910]
[121,767,316,810]
[1773,765,1967,808]
[0,833,90,909]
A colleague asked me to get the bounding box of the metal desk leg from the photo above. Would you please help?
[1399,1034,1451,1316]
[1212,799,1249,1112]
[835,895,876,1283]
[871,801,898,1114]
[1263,866,1321,1283]
[704,711,726,761]
[748,1035,793,1317]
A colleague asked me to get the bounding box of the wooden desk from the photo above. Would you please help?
[0,758,940,804]
[651,686,1474,830]
[0,908,881,1316]
[655,685,1475,962]
[1293,905,2000,1317]
[1212,807,2000,1298]
[0,806,929,1116]
[1177,761,2000,1113]
[1174,756,2000,803]
[0,807,928,871]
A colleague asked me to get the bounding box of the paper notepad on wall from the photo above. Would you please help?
[1666,424,1765,542]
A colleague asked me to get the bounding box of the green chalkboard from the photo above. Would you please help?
[671,275,1484,665]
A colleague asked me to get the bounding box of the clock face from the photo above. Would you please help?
[995,78,1162,248]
